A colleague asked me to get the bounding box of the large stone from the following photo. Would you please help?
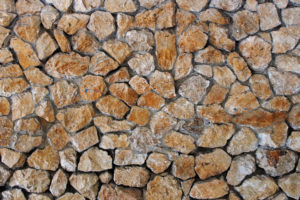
[257,122,288,148]
[0,148,26,168]
[146,152,171,174]
[128,53,155,76]
[155,2,176,29]
[209,23,235,52]
[0,64,22,78]
[150,71,175,99]
[47,123,70,151]
[176,9,196,36]
[289,104,300,130]
[50,80,79,108]
[195,45,225,64]
[176,0,208,12]
[287,131,300,152]
[0,78,29,97]
[50,169,68,197]
[96,96,130,119]
[150,111,177,138]
[210,0,243,11]
[41,6,59,29]
[53,29,71,52]
[276,54,300,74]
[13,116,40,134]
[71,29,99,54]
[164,98,194,120]
[105,0,137,13]
[94,115,134,133]
[2,189,26,200]
[227,52,251,82]
[225,91,259,115]
[69,173,99,200]
[74,0,103,12]
[164,131,195,154]
[114,167,149,187]
[272,28,300,54]
[71,126,99,152]
[129,127,159,153]
[103,40,132,64]
[14,15,40,43]
[0,0,15,12]
[282,7,300,26]
[0,97,9,116]
[213,66,236,87]
[278,173,300,199]
[11,92,34,120]
[24,67,53,86]
[190,178,229,199]
[178,25,208,52]
[197,104,232,123]
[114,149,147,166]
[126,30,154,52]
[199,8,230,25]
[262,96,291,112]
[13,135,42,153]
[59,147,77,172]
[257,3,281,31]
[172,155,195,180]
[57,14,89,35]
[80,75,107,102]
[89,52,119,76]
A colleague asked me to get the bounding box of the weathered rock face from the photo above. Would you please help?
[50,169,68,197]
[114,167,150,187]
[58,14,89,35]
[278,173,300,199]
[71,126,99,152]
[146,152,171,174]
[190,178,229,199]
[98,184,142,200]
[69,173,99,200]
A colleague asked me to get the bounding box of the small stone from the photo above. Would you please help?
[174,53,192,80]
[209,23,235,52]
[71,29,99,55]
[176,0,208,12]
[53,29,71,52]
[268,193,288,200]
[181,179,195,196]
[0,0,15,12]
[74,0,103,12]
[59,147,77,172]
[56,104,94,133]
[195,148,231,180]
[129,127,159,153]
[105,0,137,13]
[225,91,259,115]
[197,124,235,148]
[94,115,134,133]
[58,14,89,35]
[172,155,195,180]
[0,148,26,168]
[256,148,298,177]
[87,11,115,41]
[179,25,208,53]
[268,67,300,95]
[0,164,10,186]
[150,111,177,138]
[69,173,99,200]
[114,167,149,187]
[235,175,278,200]
[28,145,59,171]
[146,152,171,174]
[0,48,12,63]
[100,134,129,149]
[14,117,40,134]
[47,123,70,151]
[257,122,288,148]
[109,83,138,106]
[199,8,230,25]
[203,84,228,105]
[14,15,40,43]
[45,52,89,78]
[11,92,34,120]
[129,76,151,95]
[10,37,41,69]
[195,45,225,64]
[114,149,147,166]
[126,30,154,52]
[0,64,22,78]
[197,104,232,123]
[105,67,130,84]
[2,189,26,200]
[210,0,242,11]
[278,173,300,199]
[249,74,272,100]
[288,104,300,130]
[89,52,119,76]
[150,70,175,99]
[239,36,272,71]
[24,67,53,86]
[276,54,300,74]
[282,8,300,26]
[71,126,99,152]
[9,168,50,193]
[227,52,251,82]
[164,131,195,154]
[127,106,150,126]
[41,6,59,29]
[0,97,9,115]
[258,3,281,31]
[117,13,135,38]
[57,193,85,200]
[146,175,182,200]
[99,172,112,184]
[50,169,68,197]
[0,26,10,47]
[103,40,132,64]
[78,147,112,172]
[0,116,12,147]
[176,9,195,36]
[14,135,42,153]
[214,66,236,87]
[138,92,165,110]
[287,131,300,152]
[190,178,229,199]
[128,53,155,76]
[155,31,177,70]
[272,28,299,54]
[262,96,291,112]
[36,100,55,122]
[98,184,142,200]
[96,96,130,119]
[179,75,210,104]
[80,75,106,102]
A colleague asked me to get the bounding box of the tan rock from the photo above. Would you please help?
[0,116,12,147]
[0,0,15,12]
[278,173,300,199]
[135,9,157,31]
[41,6,59,29]
[109,83,138,106]
[87,11,115,41]
[203,84,228,105]
[74,0,103,12]
[194,45,225,64]
[114,149,147,166]
[59,147,77,172]
[210,0,242,11]
[47,123,69,151]
[138,92,165,110]
[80,75,106,102]
[227,52,251,82]
[225,91,259,115]
[258,3,281,31]
[213,66,236,87]
[182,118,204,135]
[0,26,10,47]
[50,169,68,197]
[14,15,40,43]
[69,173,99,200]
[164,98,194,120]
[105,0,137,12]
[47,0,72,12]
[114,167,149,187]
[156,2,175,29]
[199,8,230,25]
[127,106,150,126]
[232,10,259,40]
[257,122,288,148]
[282,8,300,26]
[262,96,291,112]
[273,0,288,8]
[164,131,195,154]
[98,184,142,200]
[0,148,26,168]
[288,104,300,130]
[128,53,155,76]
[146,152,171,174]
[139,0,164,8]
[181,179,195,196]
[249,74,272,100]
[150,111,177,138]
[174,53,192,80]
[129,127,159,153]
[71,126,99,152]
[100,134,129,149]
[117,13,135,38]
[197,123,235,148]
[179,25,208,52]
[89,52,119,76]
[190,178,229,199]
[0,165,11,186]
[209,23,235,52]
[53,29,71,52]
[71,29,99,55]
[0,64,23,78]
[197,104,232,123]
[176,0,208,12]
[11,92,34,120]
[14,135,42,153]
[45,52,89,78]
[195,148,231,180]
[10,37,41,69]
[155,31,176,70]
[2,189,26,200]
[176,9,195,36]
[58,14,89,35]
[0,97,9,115]
[57,193,85,200]
[150,70,175,99]
[24,67,53,86]
[31,86,50,104]
[96,96,129,119]
[287,131,300,152]
[94,115,134,134]
[14,117,40,134]
[129,76,151,95]
[36,100,55,122]
[272,28,299,54]
[172,155,195,180]
[126,30,154,52]
[105,67,130,84]
[99,172,112,184]
[276,54,300,74]
[50,80,79,108]
[103,40,132,64]
[0,48,12,63]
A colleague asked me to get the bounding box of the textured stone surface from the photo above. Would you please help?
[190,178,229,199]
[94,115,134,133]
[96,96,129,119]
[146,152,171,174]
[114,149,147,166]
[155,31,176,70]
[114,167,149,187]
[0,148,26,168]
[164,131,195,154]
[71,126,99,152]
[282,8,300,26]
[69,173,99,200]
[58,14,89,35]
[278,173,300,199]
[50,169,68,197]
[59,148,77,172]
[103,40,132,64]
[179,25,208,52]
[258,3,281,31]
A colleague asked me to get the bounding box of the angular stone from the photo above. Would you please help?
[0,48,12,63]
[2,189,25,200]
[0,97,9,115]
[190,178,229,199]
[0,26,10,47]
[257,122,288,148]
[36,100,55,122]
[14,135,42,153]
[10,37,40,69]
[179,25,208,53]
[210,0,242,11]
[135,9,157,31]
[174,53,192,80]
[128,53,155,76]
[199,8,230,25]
[109,83,138,106]
[117,13,135,38]
[268,67,300,95]
[156,2,176,29]
[98,184,142,200]
[57,193,85,200]
[155,31,176,70]
[127,106,150,126]
[150,70,175,99]
[71,126,99,152]
[28,145,59,171]
[197,104,232,123]
[94,116,133,134]
[279,173,300,199]
[197,124,235,148]
[0,116,12,147]
[146,175,182,200]
[288,104,300,130]
[272,28,299,54]
[99,172,112,184]
[11,92,34,120]
[59,147,77,172]
[14,117,40,134]
[195,148,231,180]
[80,75,106,102]
[126,30,154,52]
[58,14,89,35]
[50,80,79,108]
[249,74,272,100]
[195,45,225,64]
[139,0,164,8]
[0,64,22,78]
[47,123,70,151]
[99,134,129,149]
[129,76,150,95]
[45,52,89,79]
[56,105,94,133]
[176,9,195,36]
[262,96,291,112]
[89,52,119,76]
[146,152,171,174]
[214,66,236,87]
[129,127,159,153]
[276,54,300,74]
[0,0,15,12]
[74,0,103,12]
[114,149,147,166]
[14,15,40,43]
[105,0,137,13]
[203,84,228,105]
[78,147,112,172]
[164,131,195,154]
[182,117,204,135]
[0,148,26,168]
[87,11,115,41]
[282,8,300,26]
[50,169,68,197]
[172,155,195,180]
[70,173,99,200]
[0,165,11,186]
[138,92,165,110]
[225,91,259,115]
[258,3,281,31]
[9,168,50,193]
[53,29,71,52]
[164,98,194,120]
[114,167,149,187]
[104,40,132,64]
[47,0,72,12]
[41,6,59,29]
[273,0,288,8]
[71,29,99,55]
[24,67,53,86]
[176,0,208,12]
[209,23,235,52]
[227,52,251,82]
[150,111,177,138]
[287,131,300,152]
[96,96,129,119]
[105,67,130,84]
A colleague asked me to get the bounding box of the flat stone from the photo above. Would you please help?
[47,0,72,12]
[74,0,103,12]
[155,31,176,70]
[164,131,195,154]
[258,3,281,31]
[176,0,208,12]
[87,11,115,41]
[150,70,175,99]
[57,193,85,200]
[50,169,68,197]
[0,97,9,115]
[114,167,149,187]
[174,53,192,80]
[197,123,235,148]
[146,175,182,200]
[150,111,177,138]
[0,0,15,12]
[268,67,300,95]
[262,96,291,112]
[105,67,130,84]
[128,53,155,76]
[69,173,99,200]
[190,178,229,199]
[268,193,289,200]
[13,135,42,153]
[9,168,50,193]
[181,179,195,196]
[197,104,232,123]
[273,0,288,8]
[117,13,135,38]
[203,84,228,105]
[41,6,59,29]
[138,92,165,110]
[227,127,258,155]
[80,75,107,102]
[98,184,142,200]
[0,148,26,168]
[227,154,256,186]
[11,92,34,120]
[257,122,288,148]
[155,2,176,29]
[14,15,40,43]
[288,104,300,130]
[172,155,195,180]
[53,29,71,52]
[272,28,300,54]
[109,83,138,106]
[0,164,10,186]
[225,91,259,115]
[2,189,25,200]
[146,152,171,174]
[50,80,79,108]
[105,0,137,13]
[239,36,272,71]
[0,26,10,47]
[71,29,99,55]
[10,37,41,69]
[45,52,89,78]
[0,64,23,78]
[24,67,53,86]
[57,14,89,35]
[176,9,196,36]
[214,66,236,87]
[94,115,134,133]
[195,148,231,180]
[235,175,278,200]
[127,106,150,126]
[59,147,77,172]
[195,46,225,65]
[99,172,112,184]
[164,98,194,120]
[71,126,99,152]
[103,40,132,64]
[114,149,147,166]
[278,173,300,199]
[89,52,119,76]
[126,30,154,52]
[232,10,259,40]
[0,116,12,147]
[129,127,159,153]
[287,131,300,152]
[14,118,40,134]
[0,48,13,63]
[282,8,300,25]
[78,147,112,172]
[210,0,242,11]
[179,25,208,53]
[96,95,130,119]
[209,23,235,52]
[199,8,230,25]
[249,74,272,99]
[47,123,70,151]
[276,54,300,74]
[135,9,157,31]
[227,52,251,82]
[99,134,129,149]
[129,76,151,95]
[36,100,55,122]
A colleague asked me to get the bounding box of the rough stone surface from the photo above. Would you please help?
[100,134,129,150]
[258,3,281,31]
[190,178,229,199]
[80,75,107,102]
[58,14,89,35]
[71,126,99,152]
[50,169,68,197]
[282,8,300,26]
[126,30,154,52]
[179,25,208,52]
[278,173,300,199]
[59,148,77,172]
[47,123,70,150]
[69,173,99,200]
[114,167,149,187]
[164,131,195,154]
[128,53,155,76]
[146,152,171,174]
[114,149,147,166]
[94,115,134,133]
[103,40,132,64]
